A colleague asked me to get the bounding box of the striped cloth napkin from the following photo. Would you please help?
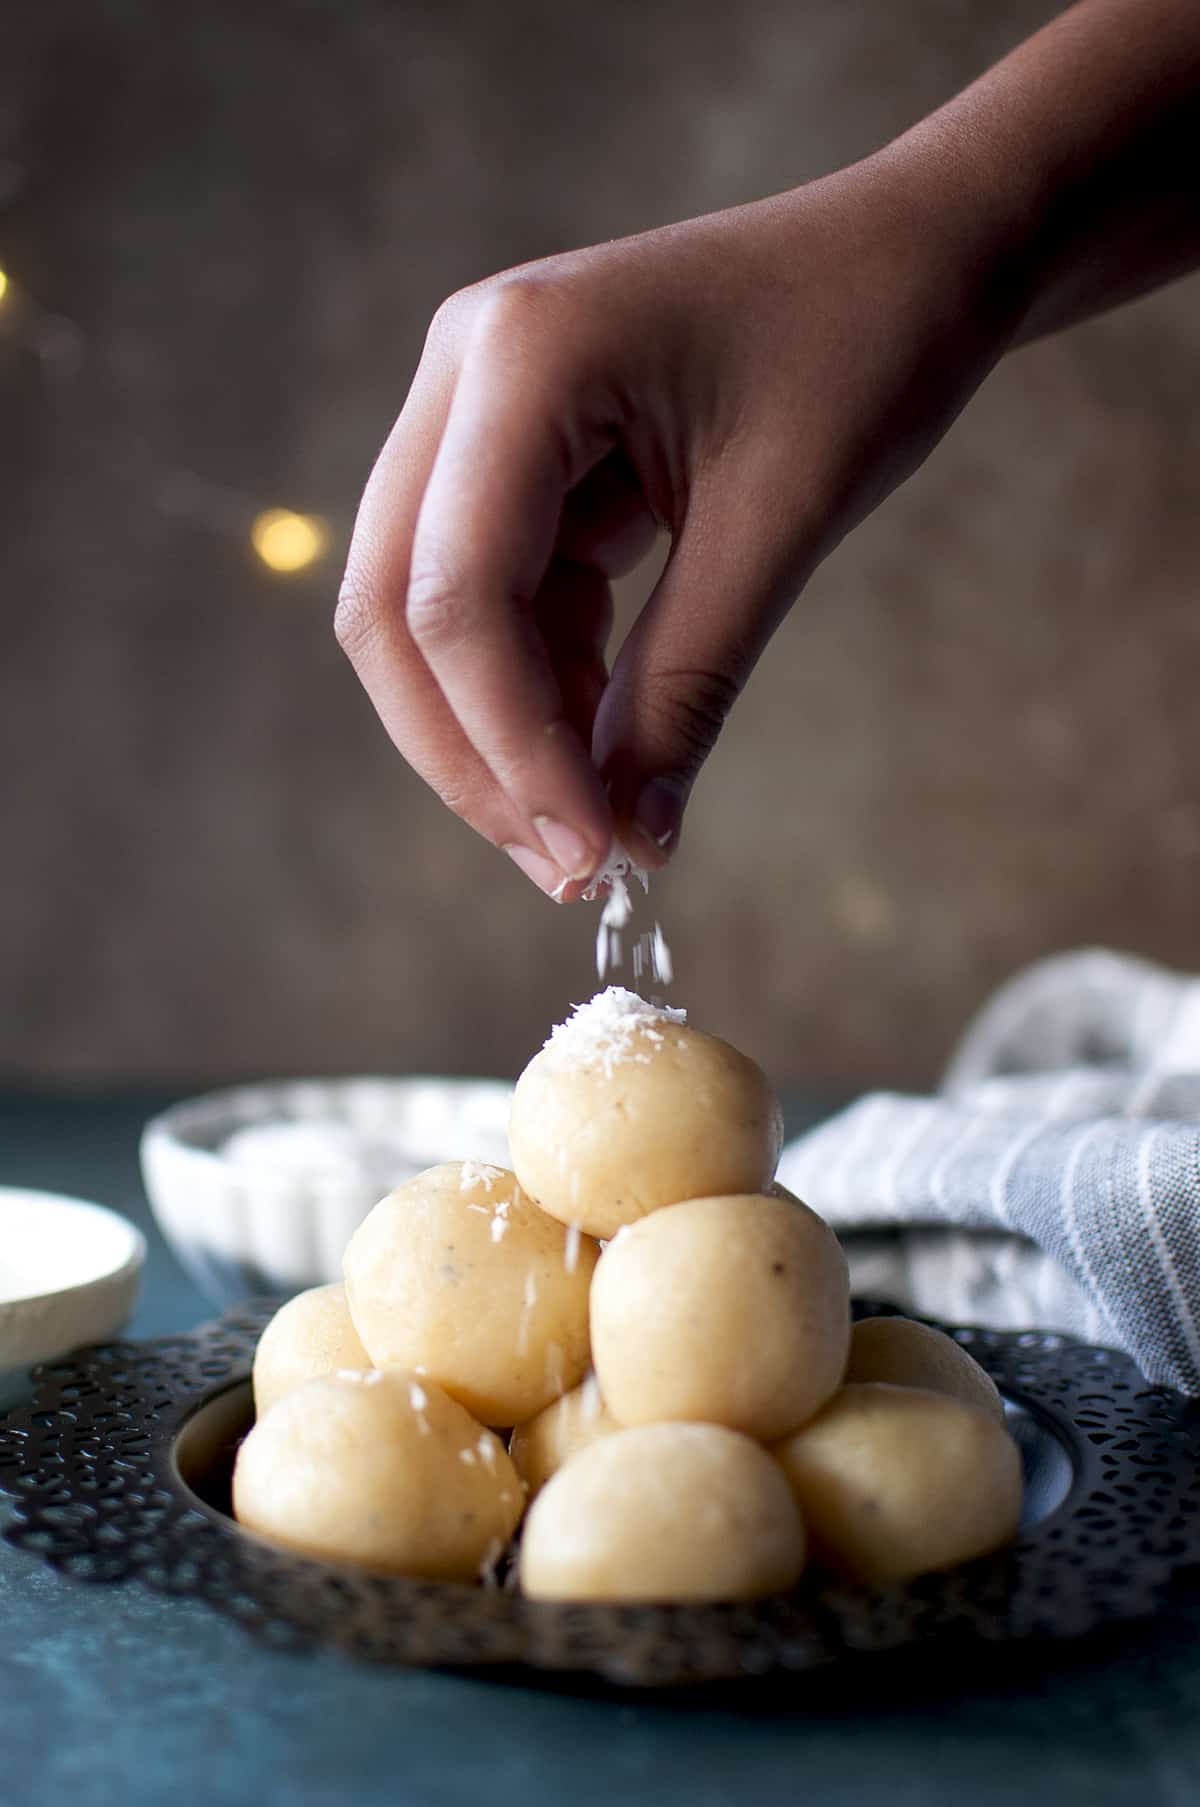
[777,948,1200,1395]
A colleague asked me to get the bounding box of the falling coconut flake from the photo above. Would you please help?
[578,1374,604,1420]
[583,840,675,992]
[596,874,633,981]
[564,1222,582,1273]
[585,843,646,982]
[516,1270,539,1357]
[478,1538,505,1589]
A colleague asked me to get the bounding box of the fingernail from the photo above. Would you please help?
[533,816,595,881]
[503,844,566,899]
[633,778,685,852]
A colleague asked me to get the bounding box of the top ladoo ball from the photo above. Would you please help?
[508,988,783,1239]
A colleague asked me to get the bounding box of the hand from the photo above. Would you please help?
[335,147,1020,895]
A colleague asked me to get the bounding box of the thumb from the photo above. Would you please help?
[592,466,803,864]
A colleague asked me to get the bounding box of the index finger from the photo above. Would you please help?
[406,285,616,882]
[337,335,570,894]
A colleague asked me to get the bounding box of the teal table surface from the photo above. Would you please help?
[2,1089,1200,1807]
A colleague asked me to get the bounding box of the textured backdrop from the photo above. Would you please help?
[3,0,1199,1091]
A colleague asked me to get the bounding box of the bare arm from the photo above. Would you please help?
[906,0,1200,339]
[337,0,1200,896]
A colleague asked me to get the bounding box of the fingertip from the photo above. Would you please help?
[631,775,687,855]
[600,766,687,870]
[617,825,675,871]
[548,874,590,904]
[533,815,606,883]
[504,844,568,900]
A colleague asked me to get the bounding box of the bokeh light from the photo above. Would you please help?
[0,266,9,307]
[250,508,328,574]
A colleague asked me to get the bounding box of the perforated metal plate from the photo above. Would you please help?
[2,1301,1198,1687]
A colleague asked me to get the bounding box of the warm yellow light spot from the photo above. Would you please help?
[251,508,328,574]
[0,267,9,307]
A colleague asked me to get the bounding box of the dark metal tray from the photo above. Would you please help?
[2,1301,1198,1687]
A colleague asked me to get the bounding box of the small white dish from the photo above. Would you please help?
[140,1076,514,1307]
[0,1188,146,1410]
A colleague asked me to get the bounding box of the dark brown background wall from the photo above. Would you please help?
[3,1,1199,1092]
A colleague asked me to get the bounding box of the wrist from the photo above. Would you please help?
[788,126,1039,390]
[877,0,1200,344]
[866,112,1048,349]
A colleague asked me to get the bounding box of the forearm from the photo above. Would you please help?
[892,0,1200,342]
[339,0,1199,885]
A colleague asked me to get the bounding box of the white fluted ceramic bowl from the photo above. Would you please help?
[0,1189,146,1409]
[140,1077,515,1307]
